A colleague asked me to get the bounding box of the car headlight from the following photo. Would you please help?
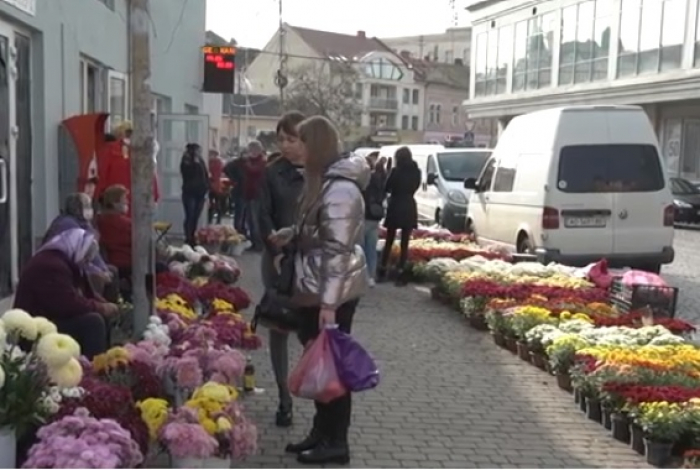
[447,190,467,204]
[674,199,692,208]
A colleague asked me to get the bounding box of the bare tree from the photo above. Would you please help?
[284,61,363,139]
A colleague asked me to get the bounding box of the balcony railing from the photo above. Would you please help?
[368,97,398,110]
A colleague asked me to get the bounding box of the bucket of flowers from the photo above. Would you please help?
[637,401,689,467]
[0,309,84,469]
[219,228,250,257]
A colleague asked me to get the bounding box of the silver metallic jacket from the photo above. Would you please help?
[292,155,371,308]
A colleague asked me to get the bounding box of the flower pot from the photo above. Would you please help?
[530,351,547,371]
[505,336,518,354]
[0,427,16,469]
[586,399,602,424]
[574,387,581,404]
[611,413,631,444]
[602,407,612,430]
[644,438,674,467]
[516,341,530,362]
[491,331,506,348]
[469,314,488,331]
[555,372,572,393]
[579,394,587,413]
[172,456,231,468]
[630,423,646,455]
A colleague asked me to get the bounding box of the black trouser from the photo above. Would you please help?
[182,193,206,245]
[380,227,412,271]
[296,299,358,445]
[54,312,109,360]
[208,191,228,225]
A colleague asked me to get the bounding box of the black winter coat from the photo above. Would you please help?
[363,170,386,221]
[257,157,304,254]
[384,161,421,230]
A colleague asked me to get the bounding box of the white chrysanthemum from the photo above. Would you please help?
[48,358,83,388]
[33,317,58,337]
[36,333,81,368]
[148,315,162,326]
[1,309,37,341]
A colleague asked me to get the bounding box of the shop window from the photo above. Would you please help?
[559,0,610,86]
[619,0,684,77]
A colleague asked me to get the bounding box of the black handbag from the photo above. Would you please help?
[368,202,385,220]
[251,246,299,332]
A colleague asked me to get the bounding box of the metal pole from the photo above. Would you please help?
[235,75,242,150]
[129,0,154,337]
[278,0,287,108]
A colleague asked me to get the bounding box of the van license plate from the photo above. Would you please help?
[564,216,606,228]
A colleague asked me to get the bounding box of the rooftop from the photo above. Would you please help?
[287,24,393,61]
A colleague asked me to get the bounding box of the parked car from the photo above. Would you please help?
[671,177,700,223]
[464,105,675,273]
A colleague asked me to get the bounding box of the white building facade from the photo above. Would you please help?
[466,0,700,182]
[382,27,472,64]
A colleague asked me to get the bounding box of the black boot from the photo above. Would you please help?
[275,406,293,427]
[297,439,350,465]
[285,428,321,454]
[376,266,387,283]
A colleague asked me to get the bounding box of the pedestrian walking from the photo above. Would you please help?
[378,146,421,286]
[207,149,227,224]
[241,141,267,250]
[257,111,306,427]
[223,152,246,233]
[179,143,209,246]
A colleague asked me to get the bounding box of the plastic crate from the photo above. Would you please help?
[609,278,679,319]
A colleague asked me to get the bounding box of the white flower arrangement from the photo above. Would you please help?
[41,386,86,414]
[143,315,171,347]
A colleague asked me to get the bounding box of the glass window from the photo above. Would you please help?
[497,25,513,93]
[592,0,611,80]
[557,144,664,193]
[559,5,577,85]
[670,177,700,195]
[437,151,491,182]
[436,104,441,124]
[574,1,595,83]
[681,120,700,177]
[493,166,516,192]
[539,13,555,88]
[695,0,700,66]
[109,75,126,124]
[660,0,684,71]
[412,89,419,104]
[452,106,459,125]
[411,116,419,130]
[401,115,408,130]
[479,159,496,190]
[402,89,410,104]
[427,156,437,174]
[486,29,499,94]
[475,32,488,96]
[618,0,641,77]
[638,0,662,73]
[512,20,528,91]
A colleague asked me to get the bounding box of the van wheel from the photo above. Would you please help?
[517,234,533,254]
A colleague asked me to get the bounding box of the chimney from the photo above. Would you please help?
[357,30,366,38]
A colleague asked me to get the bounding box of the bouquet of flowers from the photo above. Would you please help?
[22,407,143,468]
[160,348,246,390]
[155,272,199,305]
[159,406,218,459]
[198,281,251,311]
[91,346,165,401]
[0,309,83,437]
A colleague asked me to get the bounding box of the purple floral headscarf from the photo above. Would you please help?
[38,228,97,266]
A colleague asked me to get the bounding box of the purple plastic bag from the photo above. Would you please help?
[327,327,380,392]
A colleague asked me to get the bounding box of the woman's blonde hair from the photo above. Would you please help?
[297,116,340,218]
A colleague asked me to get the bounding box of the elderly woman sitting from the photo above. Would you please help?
[14,228,119,358]
[43,192,119,301]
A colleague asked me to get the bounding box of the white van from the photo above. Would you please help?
[418,148,492,232]
[379,144,444,222]
[465,105,675,272]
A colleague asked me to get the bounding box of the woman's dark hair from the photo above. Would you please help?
[276,111,305,136]
[394,146,413,167]
[186,143,201,153]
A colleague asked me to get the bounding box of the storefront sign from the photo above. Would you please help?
[1,0,35,16]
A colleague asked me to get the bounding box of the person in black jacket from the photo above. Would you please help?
[257,111,306,427]
[361,151,385,287]
[180,143,209,246]
[378,146,421,286]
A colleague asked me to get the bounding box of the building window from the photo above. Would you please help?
[429,104,436,124]
[108,71,128,128]
[412,116,419,130]
[403,89,410,104]
[355,83,363,100]
[80,59,105,115]
[663,118,700,180]
[560,1,610,85]
[512,13,555,92]
[402,115,409,130]
[619,0,684,77]
[497,25,513,93]
[475,25,513,96]
[475,32,487,96]
[433,45,439,61]
[412,89,419,104]
[367,58,404,80]
[445,50,454,63]
[452,106,459,125]
[436,104,441,124]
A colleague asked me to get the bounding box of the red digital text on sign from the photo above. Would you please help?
[205,53,235,70]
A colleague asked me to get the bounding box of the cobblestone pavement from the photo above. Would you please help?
[663,229,700,325]
[235,253,650,469]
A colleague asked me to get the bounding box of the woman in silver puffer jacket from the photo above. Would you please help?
[270,116,369,465]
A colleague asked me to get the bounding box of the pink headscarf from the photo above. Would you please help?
[38,228,97,266]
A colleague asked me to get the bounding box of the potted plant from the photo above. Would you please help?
[545,334,589,393]
[510,306,555,363]
[22,407,143,468]
[637,401,687,467]
[485,310,508,348]
[0,310,84,468]
[525,324,558,371]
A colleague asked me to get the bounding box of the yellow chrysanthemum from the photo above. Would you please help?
[216,417,232,432]
[192,381,238,403]
[1,309,38,341]
[201,418,217,435]
[93,346,131,372]
[137,398,170,440]
[48,357,83,388]
[36,333,81,368]
[33,317,58,337]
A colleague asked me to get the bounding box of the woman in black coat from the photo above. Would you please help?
[378,146,421,285]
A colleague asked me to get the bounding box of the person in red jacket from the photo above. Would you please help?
[207,149,228,224]
[96,184,133,278]
[95,121,160,212]
[13,228,119,359]
[242,140,267,250]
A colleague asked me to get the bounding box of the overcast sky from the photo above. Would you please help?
[205,0,469,48]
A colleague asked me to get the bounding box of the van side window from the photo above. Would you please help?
[493,161,516,192]
[479,159,496,191]
[427,155,437,174]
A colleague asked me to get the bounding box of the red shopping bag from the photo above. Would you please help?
[289,328,347,403]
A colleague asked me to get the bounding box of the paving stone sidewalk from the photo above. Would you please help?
[235,253,649,469]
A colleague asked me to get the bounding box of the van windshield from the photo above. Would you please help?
[557,144,664,193]
[436,151,491,182]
